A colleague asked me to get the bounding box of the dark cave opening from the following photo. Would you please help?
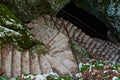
[56,2,108,40]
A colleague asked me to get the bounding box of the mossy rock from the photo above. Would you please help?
[73,0,120,42]
[0,3,40,50]
[0,0,53,22]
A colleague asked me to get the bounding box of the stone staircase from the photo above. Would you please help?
[1,14,120,78]
[35,15,120,62]
[0,31,77,77]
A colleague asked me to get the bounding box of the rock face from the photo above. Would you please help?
[0,0,70,22]
[0,0,52,22]
[73,0,120,42]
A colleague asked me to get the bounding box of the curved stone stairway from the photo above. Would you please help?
[0,14,120,78]
[0,25,77,77]
[28,15,120,62]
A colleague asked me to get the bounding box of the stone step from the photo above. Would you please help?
[0,26,77,78]
[1,45,12,77]
[21,51,30,74]
[29,52,41,74]
[12,49,21,77]
[40,55,53,74]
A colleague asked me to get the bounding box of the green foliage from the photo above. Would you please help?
[80,64,89,72]
[46,75,72,80]
[25,77,31,80]
[117,77,120,80]
[113,63,120,70]
[15,77,19,80]
[79,60,120,73]
[93,62,104,69]
[0,76,8,80]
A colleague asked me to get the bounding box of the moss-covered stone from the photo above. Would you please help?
[0,3,46,51]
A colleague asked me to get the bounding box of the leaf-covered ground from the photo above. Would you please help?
[0,59,119,80]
